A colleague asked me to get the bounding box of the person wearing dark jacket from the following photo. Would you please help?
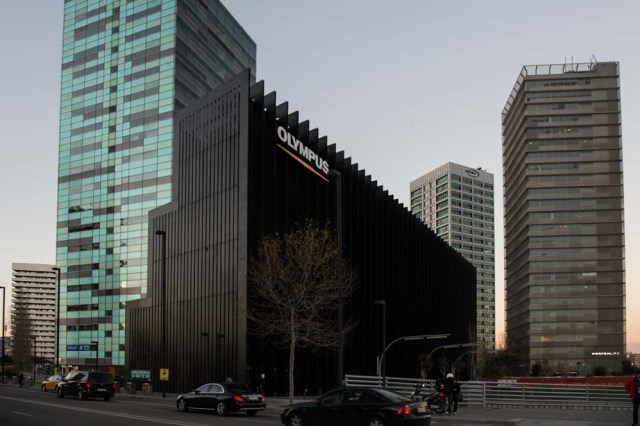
[452,379,461,414]
[444,373,458,414]
[625,371,640,425]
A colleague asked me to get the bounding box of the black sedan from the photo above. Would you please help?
[280,387,430,426]
[176,383,265,416]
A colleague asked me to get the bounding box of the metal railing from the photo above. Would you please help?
[344,374,630,411]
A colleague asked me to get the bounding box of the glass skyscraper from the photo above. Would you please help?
[502,62,625,374]
[56,0,255,370]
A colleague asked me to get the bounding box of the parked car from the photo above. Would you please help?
[41,374,62,392]
[56,371,115,401]
[280,387,431,426]
[176,383,265,416]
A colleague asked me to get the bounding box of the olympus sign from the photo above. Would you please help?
[276,126,330,180]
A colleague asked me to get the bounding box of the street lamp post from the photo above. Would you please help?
[1,286,5,384]
[452,350,477,378]
[91,340,98,371]
[377,334,449,388]
[216,332,225,381]
[155,230,167,398]
[201,332,209,384]
[426,343,478,377]
[374,300,386,387]
[427,343,478,360]
[328,169,343,387]
[52,267,61,373]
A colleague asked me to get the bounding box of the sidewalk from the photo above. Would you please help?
[428,406,630,426]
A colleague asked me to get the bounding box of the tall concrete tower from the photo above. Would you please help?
[502,62,625,374]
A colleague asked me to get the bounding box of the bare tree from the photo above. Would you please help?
[419,353,433,379]
[437,352,449,377]
[247,220,357,404]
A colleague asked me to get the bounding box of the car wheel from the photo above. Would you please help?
[104,396,111,401]
[177,398,189,412]
[246,410,258,416]
[288,413,304,426]
[367,418,386,426]
[216,401,228,416]
[57,388,64,399]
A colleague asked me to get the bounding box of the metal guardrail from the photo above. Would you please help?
[344,375,630,411]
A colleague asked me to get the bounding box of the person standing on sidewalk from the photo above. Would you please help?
[452,378,461,414]
[625,370,640,425]
[444,373,456,414]
[18,373,24,388]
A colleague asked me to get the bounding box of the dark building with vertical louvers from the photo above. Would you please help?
[127,70,476,394]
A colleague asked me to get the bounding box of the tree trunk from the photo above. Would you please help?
[289,329,296,406]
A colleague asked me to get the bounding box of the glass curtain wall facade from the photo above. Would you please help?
[56,0,255,370]
[502,62,625,373]
[410,163,495,349]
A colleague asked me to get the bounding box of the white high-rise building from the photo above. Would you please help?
[410,162,495,349]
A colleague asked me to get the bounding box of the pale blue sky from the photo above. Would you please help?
[1,1,639,349]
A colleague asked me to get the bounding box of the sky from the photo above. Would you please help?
[1,0,639,350]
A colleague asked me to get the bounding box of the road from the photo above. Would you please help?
[0,385,281,426]
[0,384,632,426]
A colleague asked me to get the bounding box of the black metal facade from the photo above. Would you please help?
[127,70,477,395]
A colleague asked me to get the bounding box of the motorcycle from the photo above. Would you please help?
[410,382,447,414]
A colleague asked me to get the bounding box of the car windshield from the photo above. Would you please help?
[371,388,412,403]
[64,372,78,380]
[88,373,113,384]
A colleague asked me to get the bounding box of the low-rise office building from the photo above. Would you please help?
[127,71,477,394]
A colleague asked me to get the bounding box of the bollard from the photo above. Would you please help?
[142,383,153,395]
[126,382,136,394]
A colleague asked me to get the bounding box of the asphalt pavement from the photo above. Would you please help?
[2,382,634,426]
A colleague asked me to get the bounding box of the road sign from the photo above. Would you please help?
[66,344,94,351]
[130,369,151,381]
[160,368,169,381]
